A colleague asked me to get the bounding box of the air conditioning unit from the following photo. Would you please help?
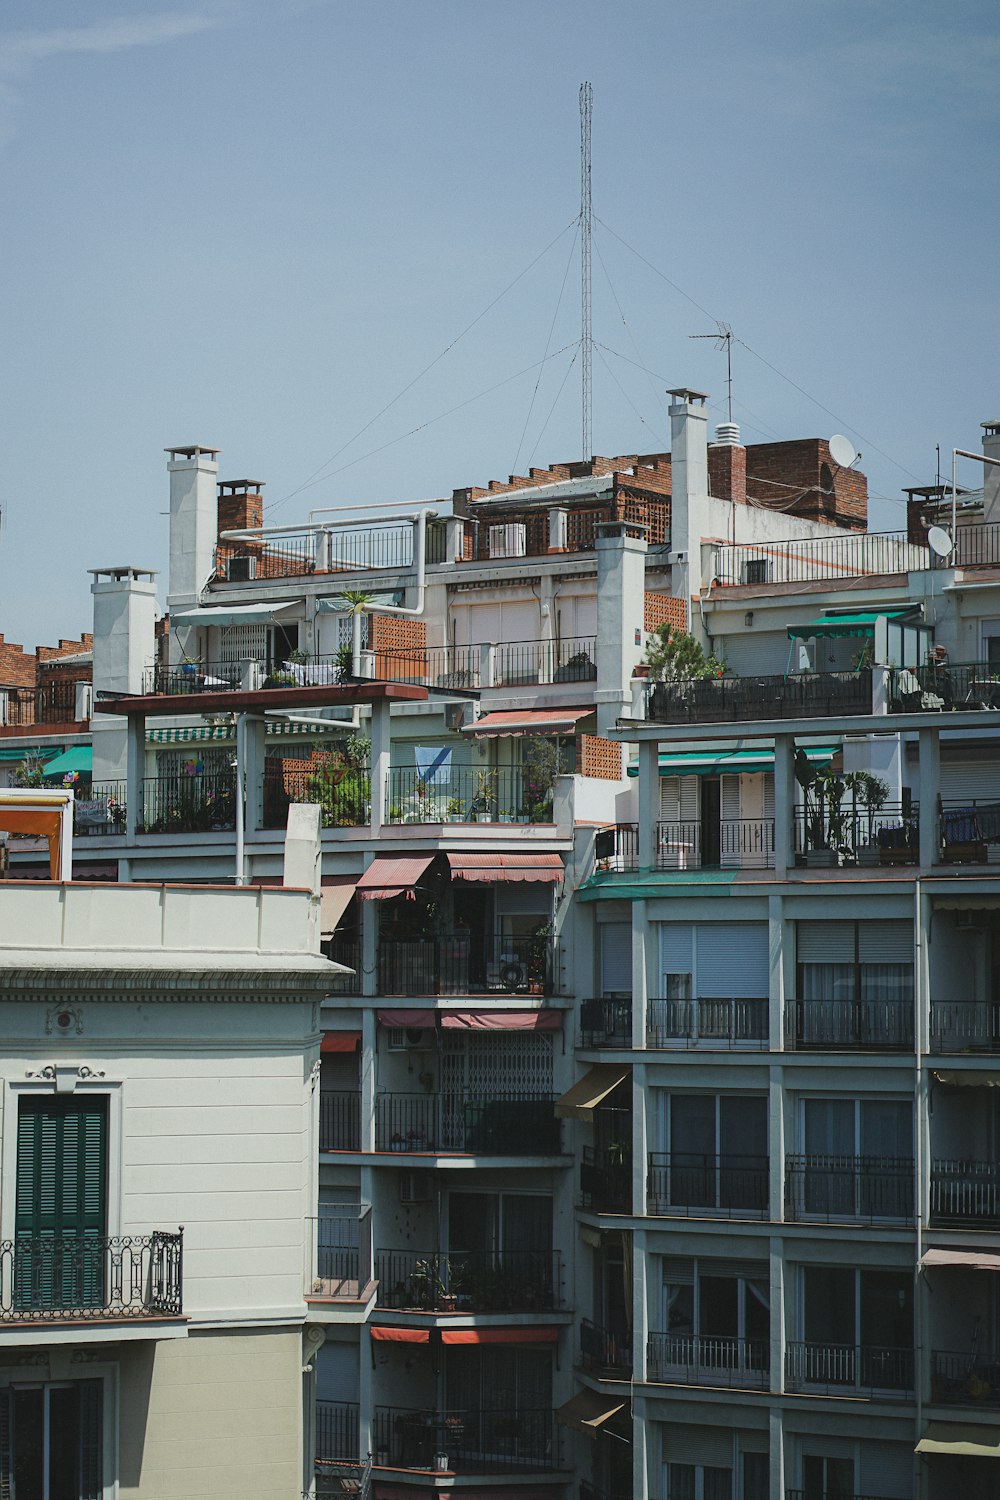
[228,555,258,581]
[387,1027,432,1051]
[399,1170,433,1205]
[489,523,527,559]
[741,559,773,585]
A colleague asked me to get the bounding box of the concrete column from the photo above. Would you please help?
[90,565,159,783]
[768,894,785,1054]
[548,507,568,551]
[632,1225,648,1381]
[360,1008,377,1152]
[632,1062,647,1217]
[166,444,220,607]
[445,515,465,562]
[637,740,659,870]
[632,1389,650,1500]
[918,727,940,868]
[631,903,652,1050]
[667,388,709,640]
[768,1398,785,1500]
[242,716,266,836]
[983,419,1000,524]
[369,698,392,832]
[479,643,496,689]
[594,525,648,736]
[125,713,145,848]
[361,885,379,1000]
[772,734,794,878]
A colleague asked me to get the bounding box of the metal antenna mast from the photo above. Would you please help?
[690,322,734,420]
[579,81,593,461]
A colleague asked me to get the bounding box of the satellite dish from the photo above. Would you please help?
[828,434,857,469]
[927,526,954,558]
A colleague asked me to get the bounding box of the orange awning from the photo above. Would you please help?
[440,1011,562,1031]
[0,807,62,879]
[356,854,434,901]
[446,852,563,884]
[462,707,594,738]
[370,1326,429,1343]
[440,1327,559,1345]
[321,1031,361,1053]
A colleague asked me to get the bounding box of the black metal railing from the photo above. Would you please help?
[214,533,319,581]
[931,1349,1000,1406]
[309,1205,372,1294]
[942,524,1000,569]
[387,767,555,825]
[142,660,242,695]
[890,660,1000,713]
[144,653,351,697]
[794,804,918,864]
[940,797,1000,859]
[785,1341,914,1397]
[930,1003,1000,1051]
[376,934,554,997]
[930,1160,1000,1224]
[316,1400,361,1463]
[646,669,872,725]
[375,1248,561,1311]
[372,1405,560,1471]
[594,823,639,873]
[785,1492,898,1500]
[655,818,775,870]
[0,679,84,725]
[713,532,927,587]
[138,773,237,834]
[0,1231,182,1320]
[493,636,597,687]
[647,1331,768,1388]
[580,1147,632,1213]
[325,937,361,994]
[580,1318,632,1376]
[319,1091,362,1151]
[376,1092,561,1155]
[74,780,128,836]
[580,998,632,1047]
[783,998,914,1050]
[368,644,481,689]
[784,1155,914,1222]
[262,758,370,829]
[647,997,769,1049]
[647,1153,769,1218]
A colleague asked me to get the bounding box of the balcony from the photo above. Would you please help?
[785,1342,914,1398]
[930,1160,1000,1225]
[783,998,914,1051]
[75,780,128,837]
[713,531,929,588]
[784,1155,914,1224]
[580,1318,632,1377]
[0,679,84,727]
[794,804,919,867]
[655,818,775,870]
[890,660,1000,714]
[647,997,768,1049]
[0,1231,182,1321]
[262,757,369,830]
[580,1147,632,1213]
[931,1349,1000,1406]
[374,1249,562,1312]
[320,1091,361,1151]
[646,1153,769,1219]
[137,773,236,834]
[316,1399,361,1463]
[372,1405,561,1472]
[929,1003,1000,1052]
[307,1204,372,1301]
[646,1331,768,1389]
[387,767,555,826]
[580,998,632,1048]
[375,1092,560,1155]
[645,669,872,726]
[939,797,1000,863]
[375,934,555,998]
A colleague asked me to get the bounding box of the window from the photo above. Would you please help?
[802,1455,853,1499]
[16,1097,108,1312]
[795,920,913,1046]
[668,1464,732,1500]
[2,1381,102,1500]
[796,1097,913,1219]
[664,1095,768,1213]
[799,1265,913,1391]
[660,1259,769,1379]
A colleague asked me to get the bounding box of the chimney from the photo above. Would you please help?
[89,566,158,780]
[983,420,1000,524]
[166,444,220,608]
[218,479,264,538]
[708,422,747,506]
[667,389,709,634]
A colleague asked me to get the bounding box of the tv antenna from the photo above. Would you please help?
[579,81,592,461]
[690,322,734,420]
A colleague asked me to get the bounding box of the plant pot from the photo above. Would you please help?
[804,848,840,868]
[437,1293,458,1312]
[855,847,879,867]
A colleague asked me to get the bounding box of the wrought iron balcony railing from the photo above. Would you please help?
[784,1155,914,1223]
[0,1231,182,1320]
[138,773,236,835]
[320,1091,362,1152]
[387,767,556,826]
[890,660,1000,714]
[372,1405,561,1471]
[74,780,128,837]
[794,804,918,865]
[930,1002,1000,1051]
[930,1159,1000,1224]
[647,1153,769,1219]
[375,1248,561,1312]
[931,1349,1000,1406]
[316,1400,361,1463]
[0,679,83,725]
[647,997,768,1049]
[580,1318,632,1377]
[645,669,872,725]
[647,1331,769,1389]
[580,997,632,1048]
[783,998,914,1051]
[785,1341,914,1398]
[307,1205,372,1298]
[375,1091,560,1155]
[655,818,775,870]
[376,934,555,997]
[580,1147,632,1213]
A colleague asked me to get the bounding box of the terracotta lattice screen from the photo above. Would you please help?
[577,735,623,780]
[644,592,686,633]
[369,613,427,681]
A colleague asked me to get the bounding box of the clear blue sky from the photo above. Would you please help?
[2,0,997,649]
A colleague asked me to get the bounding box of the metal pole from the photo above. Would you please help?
[580,81,592,461]
[235,712,246,886]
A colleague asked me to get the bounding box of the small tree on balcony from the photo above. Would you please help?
[643,626,726,683]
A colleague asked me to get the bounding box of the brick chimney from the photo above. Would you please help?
[708,422,746,505]
[218,479,264,537]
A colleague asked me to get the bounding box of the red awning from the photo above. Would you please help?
[320,874,360,934]
[321,1031,361,1053]
[446,852,563,884]
[462,707,594,738]
[440,1011,562,1031]
[370,1326,430,1343]
[440,1327,559,1345]
[356,853,434,901]
[377,1009,436,1029]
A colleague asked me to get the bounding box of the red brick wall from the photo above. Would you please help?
[644,593,687,633]
[369,613,427,680]
[218,487,264,537]
[0,636,38,689]
[708,444,747,504]
[577,735,623,779]
[744,439,868,529]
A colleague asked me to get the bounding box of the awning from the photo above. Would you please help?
[356,853,434,901]
[317,592,402,612]
[916,1421,1000,1458]
[0,747,60,763]
[0,808,63,879]
[555,1064,631,1121]
[369,1326,429,1344]
[321,1031,361,1053]
[320,875,359,936]
[446,852,564,884]
[555,1390,628,1434]
[440,1011,563,1031]
[787,609,913,640]
[170,601,300,627]
[462,707,594,738]
[377,1009,436,1029]
[42,746,92,776]
[933,1070,1000,1088]
[921,1248,1000,1272]
[440,1327,559,1345]
[627,744,837,778]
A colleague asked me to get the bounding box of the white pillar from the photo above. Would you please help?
[369,698,392,832]
[918,727,940,868]
[166,444,220,608]
[594,524,648,736]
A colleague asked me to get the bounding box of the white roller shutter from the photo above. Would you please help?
[660,1425,734,1467]
[716,631,786,677]
[940,759,1000,803]
[467,605,501,647]
[720,774,742,870]
[660,924,694,979]
[858,921,913,964]
[859,1443,912,1498]
[696,923,768,997]
[600,922,632,996]
[796,921,855,963]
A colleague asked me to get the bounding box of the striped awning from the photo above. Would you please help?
[356,854,434,901]
[462,707,594,737]
[446,852,564,883]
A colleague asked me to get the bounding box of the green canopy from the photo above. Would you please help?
[627,746,837,778]
[787,610,913,640]
[0,746,60,764]
[42,746,92,776]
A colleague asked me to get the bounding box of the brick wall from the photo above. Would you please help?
[1,634,92,689]
[644,593,687,633]
[708,444,747,504]
[369,613,427,680]
[0,636,38,689]
[218,485,264,537]
[744,439,868,529]
[577,735,623,780]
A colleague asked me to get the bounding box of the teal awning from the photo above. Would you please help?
[316,591,402,612]
[627,746,837,778]
[42,746,92,776]
[171,601,299,628]
[0,746,60,764]
[787,610,913,640]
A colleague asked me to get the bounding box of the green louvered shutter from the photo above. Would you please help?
[0,1388,10,1500]
[15,1098,108,1311]
[78,1380,103,1500]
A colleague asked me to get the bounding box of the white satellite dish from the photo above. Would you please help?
[828,433,857,469]
[927,525,954,558]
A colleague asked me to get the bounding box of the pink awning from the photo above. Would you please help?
[462,707,594,737]
[377,1009,436,1029]
[440,1010,563,1031]
[921,1248,1000,1272]
[446,851,564,884]
[356,853,434,901]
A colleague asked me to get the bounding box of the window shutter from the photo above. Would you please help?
[858,921,913,965]
[78,1381,103,1500]
[659,924,694,979]
[796,921,855,963]
[0,1390,10,1500]
[659,775,681,822]
[600,923,632,996]
[16,1098,108,1311]
[695,923,768,998]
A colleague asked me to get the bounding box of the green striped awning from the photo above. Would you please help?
[0,746,61,763]
[627,745,837,778]
[787,610,914,640]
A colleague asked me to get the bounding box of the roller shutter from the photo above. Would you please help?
[796,921,854,964]
[858,921,913,964]
[600,922,632,996]
[697,923,768,997]
[940,760,1000,804]
[660,924,694,981]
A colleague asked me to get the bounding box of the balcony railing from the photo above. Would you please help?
[372,1405,560,1471]
[784,1155,914,1223]
[316,1400,361,1463]
[786,1493,899,1500]
[580,1147,632,1213]
[713,531,928,588]
[594,822,639,873]
[376,1092,561,1155]
[646,1153,769,1219]
[375,1249,561,1311]
[646,669,872,725]
[0,679,84,726]
[326,937,361,993]
[580,998,632,1047]
[785,1342,914,1398]
[387,767,555,826]
[580,1318,632,1376]
[262,758,370,830]
[939,797,1000,862]
[647,1331,768,1389]
[74,780,128,837]
[783,998,914,1050]
[320,1091,361,1151]
[655,818,775,870]
[794,804,919,866]
[931,1349,1000,1406]
[376,934,554,997]
[138,773,237,834]
[930,1003,1000,1051]
[647,997,768,1049]
[930,1160,1000,1224]
[307,1205,372,1298]
[889,660,1000,713]
[0,1231,182,1320]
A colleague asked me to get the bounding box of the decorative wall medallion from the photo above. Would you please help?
[45,1005,83,1036]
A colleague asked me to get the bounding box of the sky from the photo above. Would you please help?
[1,0,998,649]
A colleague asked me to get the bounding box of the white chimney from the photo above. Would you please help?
[982,420,1000,525]
[167,444,221,608]
[89,566,158,781]
[667,388,709,634]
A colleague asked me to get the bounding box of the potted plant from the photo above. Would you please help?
[795,755,846,866]
[643,626,727,719]
[843,770,890,865]
[446,796,465,822]
[470,769,498,821]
